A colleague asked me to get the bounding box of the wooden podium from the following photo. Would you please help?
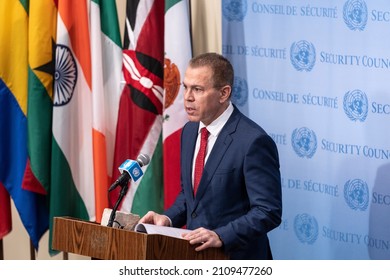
[52,217,228,260]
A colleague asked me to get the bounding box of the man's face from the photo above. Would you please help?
[183,66,227,126]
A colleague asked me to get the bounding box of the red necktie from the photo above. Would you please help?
[194,127,209,195]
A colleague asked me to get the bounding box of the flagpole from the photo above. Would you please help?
[0,239,3,260]
[188,0,194,52]
[30,240,36,260]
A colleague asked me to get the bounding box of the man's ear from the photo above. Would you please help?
[219,85,231,103]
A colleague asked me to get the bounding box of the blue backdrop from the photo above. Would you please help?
[222,0,390,259]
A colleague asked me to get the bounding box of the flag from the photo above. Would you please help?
[163,0,192,209]
[90,0,123,223]
[0,183,11,239]
[24,0,57,196]
[0,0,49,249]
[49,0,93,253]
[110,0,164,216]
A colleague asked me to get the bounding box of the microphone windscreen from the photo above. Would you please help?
[137,154,150,167]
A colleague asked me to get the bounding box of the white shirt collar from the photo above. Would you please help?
[199,102,234,137]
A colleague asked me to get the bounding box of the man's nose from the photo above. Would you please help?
[184,89,194,100]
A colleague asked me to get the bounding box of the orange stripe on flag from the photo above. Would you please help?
[93,129,109,223]
[58,0,91,89]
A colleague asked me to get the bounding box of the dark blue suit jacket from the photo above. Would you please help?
[164,106,282,259]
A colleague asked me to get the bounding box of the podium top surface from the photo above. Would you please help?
[52,217,228,260]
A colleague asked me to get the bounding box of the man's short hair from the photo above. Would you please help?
[189,52,234,89]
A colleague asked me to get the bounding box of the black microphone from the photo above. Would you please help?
[108,154,150,192]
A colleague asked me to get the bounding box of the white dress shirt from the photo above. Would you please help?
[192,102,234,188]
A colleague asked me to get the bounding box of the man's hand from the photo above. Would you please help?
[139,211,171,226]
[182,227,223,251]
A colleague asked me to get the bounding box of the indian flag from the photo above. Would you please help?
[49,0,93,253]
[163,0,192,209]
[90,0,123,223]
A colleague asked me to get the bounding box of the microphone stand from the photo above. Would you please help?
[107,181,129,227]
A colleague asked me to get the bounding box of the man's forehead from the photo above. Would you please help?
[184,66,213,84]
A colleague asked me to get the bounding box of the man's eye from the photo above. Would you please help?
[193,87,202,93]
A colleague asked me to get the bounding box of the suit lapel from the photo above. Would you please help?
[182,122,199,205]
[193,108,241,207]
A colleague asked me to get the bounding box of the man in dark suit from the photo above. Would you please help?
[139,52,282,259]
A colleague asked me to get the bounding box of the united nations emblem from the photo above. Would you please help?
[290,40,316,72]
[344,179,369,211]
[132,167,141,178]
[294,213,319,245]
[54,44,78,106]
[231,76,248,106]
[291,127,317,158]
[343,0,368,31]
[343,90,368,122]
[222,0,247,22]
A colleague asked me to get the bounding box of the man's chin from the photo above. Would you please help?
[186,115,199,122]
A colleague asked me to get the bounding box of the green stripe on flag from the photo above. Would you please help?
[131,135,164,216]
[165,0,182,13]
[27,67,52,192]
[98,0,122,47]
[19,0,28,14]
[49,138,89,254]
